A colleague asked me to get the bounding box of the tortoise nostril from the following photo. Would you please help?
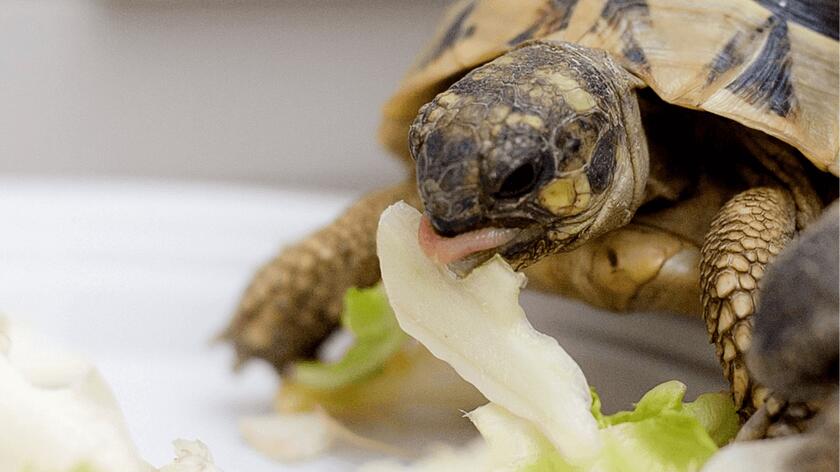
[493,162,539,199]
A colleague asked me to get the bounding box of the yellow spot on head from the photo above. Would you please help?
[534,70,596,112]
[470,68,489,81]
[505,112,544,129]
[540,178,576,215]
[488,105,512,123]
[563,88,596,112]
[436,91,459,107]
[572,174,591,209]
[426,106,445,123]
[539,174,592,216]
[545,72,581,91]
[492,55,516,66]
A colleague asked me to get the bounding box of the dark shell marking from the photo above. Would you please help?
[600,0,651,70]
[600,0,649,28]
[754,0,839,41]
[706,31,750,85]
[725,16,797,117]
[419,1,476,68]
[621,31,648,68]
[508,0,580,46]
[509,22,544,47]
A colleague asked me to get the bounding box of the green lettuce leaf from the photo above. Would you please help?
[501,381,739,472]
[291,284,407,390]
[594,380,739,447]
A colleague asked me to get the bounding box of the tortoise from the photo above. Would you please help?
[223,0,839,442]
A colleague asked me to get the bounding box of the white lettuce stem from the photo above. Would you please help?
[377,202,600,465]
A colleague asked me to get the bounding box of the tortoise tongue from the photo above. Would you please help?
[418,214,520,265]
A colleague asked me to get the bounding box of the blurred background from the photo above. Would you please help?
[1,0,454,190]
[0,1,722,470]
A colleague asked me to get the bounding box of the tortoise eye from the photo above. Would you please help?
[494,161,540,199]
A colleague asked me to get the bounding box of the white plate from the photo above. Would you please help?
[0,178,724,470]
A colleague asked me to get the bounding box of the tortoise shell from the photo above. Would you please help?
[380,0,839,175]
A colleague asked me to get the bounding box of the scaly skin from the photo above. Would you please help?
[222,180,419,371]
[700,188,795,421]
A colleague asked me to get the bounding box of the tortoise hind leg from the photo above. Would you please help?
[700,187,796,422]
[222,180,419,371]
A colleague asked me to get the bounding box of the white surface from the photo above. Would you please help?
[0,178,359,470]
[0,178,725,470]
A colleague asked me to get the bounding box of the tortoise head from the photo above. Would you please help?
[410,41,649,274]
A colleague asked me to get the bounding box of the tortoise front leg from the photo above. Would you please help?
[222,180,419,371]
[700,187,797,424]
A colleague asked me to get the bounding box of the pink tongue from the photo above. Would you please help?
[418,215,519,265]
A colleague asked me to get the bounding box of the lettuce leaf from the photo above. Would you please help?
[471,381,738,472]
[583,381,737,472]
[593,381,738,447]
[374,203,741,472]
[1,317,221,472]
[378,203,600,462]
[291,285,407,390]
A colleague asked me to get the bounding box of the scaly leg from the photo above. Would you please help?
[700,187,796,419]
[223,180,419,371]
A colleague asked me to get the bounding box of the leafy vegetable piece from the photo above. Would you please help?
[292,285,407,390]
[0,318,150,472]
[595,381,688,426]
[681,392,740,447]
[0,317,222,472]
[593,380,739,448]
[279,344,483,420]
[239,411,335,462]
[374,202,741,472]
[158,440,222,472]
[377,202,599,464]
[584,381,727,472]
[240,408,412,463]
[468,403,565,472]
[471,382,738,472]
